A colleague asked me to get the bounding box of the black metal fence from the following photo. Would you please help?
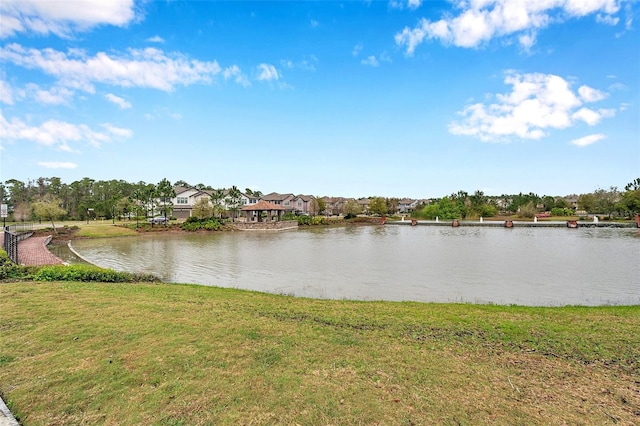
[3,224,34,264]
[7,222,34,233]
[3,229,19,263]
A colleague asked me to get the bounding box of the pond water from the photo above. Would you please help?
[66,225,640,306]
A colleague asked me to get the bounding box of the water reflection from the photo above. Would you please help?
[69,226,640,306]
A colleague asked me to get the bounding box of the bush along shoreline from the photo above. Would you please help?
[0,250,159,282]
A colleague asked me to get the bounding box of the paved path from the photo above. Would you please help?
[0,397,19,426]
[1,232,64,265]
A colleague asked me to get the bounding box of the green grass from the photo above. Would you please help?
[0,282,638,425]
[74,223,139,238]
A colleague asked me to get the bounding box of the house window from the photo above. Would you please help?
[284,201,290,206]
[297,200,302,207]
[177,197,188,204]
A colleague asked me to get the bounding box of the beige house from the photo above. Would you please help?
[171,185,255,219]
[260,193,317,215]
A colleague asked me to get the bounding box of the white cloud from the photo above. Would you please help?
[257,63,279,81]
[572,107,600,125]
[280,56,317,71]
[1,80,76,105]
[395,0,624,54]
[608,82,628,91]
[449,72,615,142]
[0,0,136,39]
[101,123,133,138]
[0,44,224,92]
[38,161,77,169]
[578,85,607,102]
[143,108,183,121]
[105,93,132,109]
[596,13,620,25]
[0,80,13,104]
[31,85,74,104]
[361,56,379,67]
[223,65,251,87]
[0,111,131,151]
[352,44,363,57]
[147,35,165,43]
[390,0,422,10]
[310,19,319,28]
[571,133,606,147]
[518,32,537,51]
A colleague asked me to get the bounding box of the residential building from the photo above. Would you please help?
[260,192,296,213]
[398,198,420,214]
[170,185,254,219]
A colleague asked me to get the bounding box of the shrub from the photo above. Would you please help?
[180,218,221,231]
[0,264,35,280]
[312,216,327,225]
[32,264,160,283]
[297,215,312,225]
[551,207,571,217]
[0,249,11,267]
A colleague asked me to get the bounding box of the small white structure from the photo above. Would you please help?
[593,215,599,223]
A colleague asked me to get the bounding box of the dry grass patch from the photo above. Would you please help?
[0,282,638,425]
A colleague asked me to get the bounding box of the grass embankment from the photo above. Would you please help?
[1,282,638,425]
[74,223,139,238]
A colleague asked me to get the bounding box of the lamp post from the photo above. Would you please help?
[1,203,7,230]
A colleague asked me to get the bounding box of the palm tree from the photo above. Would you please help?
[225,186,242,222]
[210,189,226,219]
[156,178,175,225]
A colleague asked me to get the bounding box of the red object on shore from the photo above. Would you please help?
[504,220,513,228]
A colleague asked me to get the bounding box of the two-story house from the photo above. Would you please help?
[171,186,255,219]
[260,192,297,213]
[259,193,317,215]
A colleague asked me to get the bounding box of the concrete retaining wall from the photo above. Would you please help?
[233,220,298,231]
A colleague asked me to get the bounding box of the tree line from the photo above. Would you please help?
[1,177,639,223]
[411,181,640,220]
[1,177,176,223]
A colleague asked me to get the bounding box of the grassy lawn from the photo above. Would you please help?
[0,281,638,425]
[74,223,140,238]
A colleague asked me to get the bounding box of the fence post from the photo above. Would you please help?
[3,229,20,264]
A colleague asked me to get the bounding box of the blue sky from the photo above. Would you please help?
[1,0,638,198]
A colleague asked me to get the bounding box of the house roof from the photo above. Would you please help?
[241,200,285,211]
[193,190,212,198]
[399,198,416,204]
[174,185,196,196]
[261,192,294,201]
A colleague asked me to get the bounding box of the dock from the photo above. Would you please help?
[386,219,636,228]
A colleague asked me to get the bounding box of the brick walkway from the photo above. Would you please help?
[1,232,64,266]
